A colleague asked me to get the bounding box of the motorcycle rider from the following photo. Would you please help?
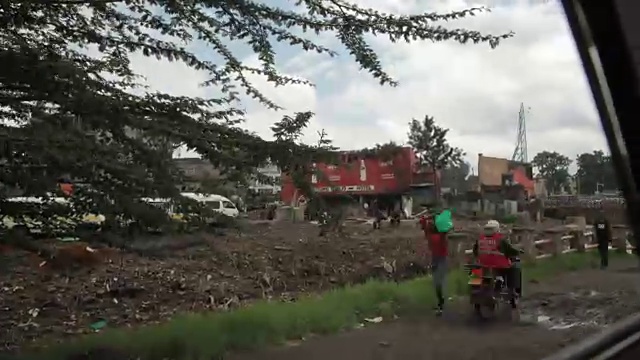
[472,220,522,307]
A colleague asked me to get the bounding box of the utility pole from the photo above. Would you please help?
[511,103,529,163]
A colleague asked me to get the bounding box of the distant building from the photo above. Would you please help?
[172,158,280,195]
[477,153,534,202]
[280,146,439,216]
[173,157,222,192]
[249,164,281,195]
[478,154,535,196]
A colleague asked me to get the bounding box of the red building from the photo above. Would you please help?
[280,147,439,208]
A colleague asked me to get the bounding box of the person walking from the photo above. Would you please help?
[419,213,448,316]
[372,200,384,230]
[593,211,612,269]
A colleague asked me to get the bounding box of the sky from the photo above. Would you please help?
[127,0,608,174]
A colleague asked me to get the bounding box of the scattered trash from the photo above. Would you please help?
[364,316,383,323]
[285,340,303,347]
[27,308,39,318]
[58,237,80,242]
[90,320,107,332]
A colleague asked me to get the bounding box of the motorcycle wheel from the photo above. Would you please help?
[473,303,496,320]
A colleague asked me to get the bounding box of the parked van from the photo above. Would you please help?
[180,192,240,218]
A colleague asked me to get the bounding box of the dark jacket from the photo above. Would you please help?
[593,219,611,247]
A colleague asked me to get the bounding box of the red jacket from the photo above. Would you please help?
[477,233,511,268]
[428,232,448,258]
[420,216,448,257]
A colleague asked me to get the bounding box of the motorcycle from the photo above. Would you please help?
[465,256,521,321]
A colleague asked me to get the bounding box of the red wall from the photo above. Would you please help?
[511,167,535,195]
[281,147,436,204]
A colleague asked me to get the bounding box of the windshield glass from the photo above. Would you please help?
[205,200,221,210]
[3,1,638,359]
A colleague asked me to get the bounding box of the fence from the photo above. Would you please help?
[452,224,636,263]
[544,195,626,209]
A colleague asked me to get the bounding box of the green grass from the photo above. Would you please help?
[20,252,621,360]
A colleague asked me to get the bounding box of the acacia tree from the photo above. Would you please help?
[407,115,465,202]
[0,1,511,237]
[531,151,572,194]
[441,161,471,194]
[575,150,617,194]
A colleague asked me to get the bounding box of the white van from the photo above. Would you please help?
[180,193,240,218]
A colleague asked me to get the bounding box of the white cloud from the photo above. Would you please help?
[129,52,209,98]
[128,0,608,169]
[235,55,324,145]
[301,0,607,168]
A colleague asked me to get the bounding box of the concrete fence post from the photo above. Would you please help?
[570,230,586,253]
[550,231,566,256]
[520,230,536,262]
[612,225,629,253]
[544,229,564,257]
[584,231,593,249]
[553,233,565,256]
[612,234,628,254]
[448,232,468,267]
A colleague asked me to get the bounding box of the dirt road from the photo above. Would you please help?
[229,258,640,360]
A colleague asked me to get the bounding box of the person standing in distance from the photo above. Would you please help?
[593,210,612,269]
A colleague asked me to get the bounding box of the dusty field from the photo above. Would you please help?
[229,258,640,360]
[0,221,433,352]
[0,216,622,355]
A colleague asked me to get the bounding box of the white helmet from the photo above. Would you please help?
[484,219,500,229]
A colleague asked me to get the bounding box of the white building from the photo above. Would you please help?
[249,164,281,194]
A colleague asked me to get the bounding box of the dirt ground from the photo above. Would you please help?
[0,217,630,356]
[228,258,640,360]
[0,221,435,353]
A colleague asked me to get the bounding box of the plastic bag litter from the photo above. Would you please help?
[434,209,453,233]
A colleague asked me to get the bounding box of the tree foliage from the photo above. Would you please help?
[407,115,465,170]
[0,0,511,233]
[575,150,617,195]
[357,141,403,161]
[531,151,571,194]
[270,111,336,201]
[441,161,471,193]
